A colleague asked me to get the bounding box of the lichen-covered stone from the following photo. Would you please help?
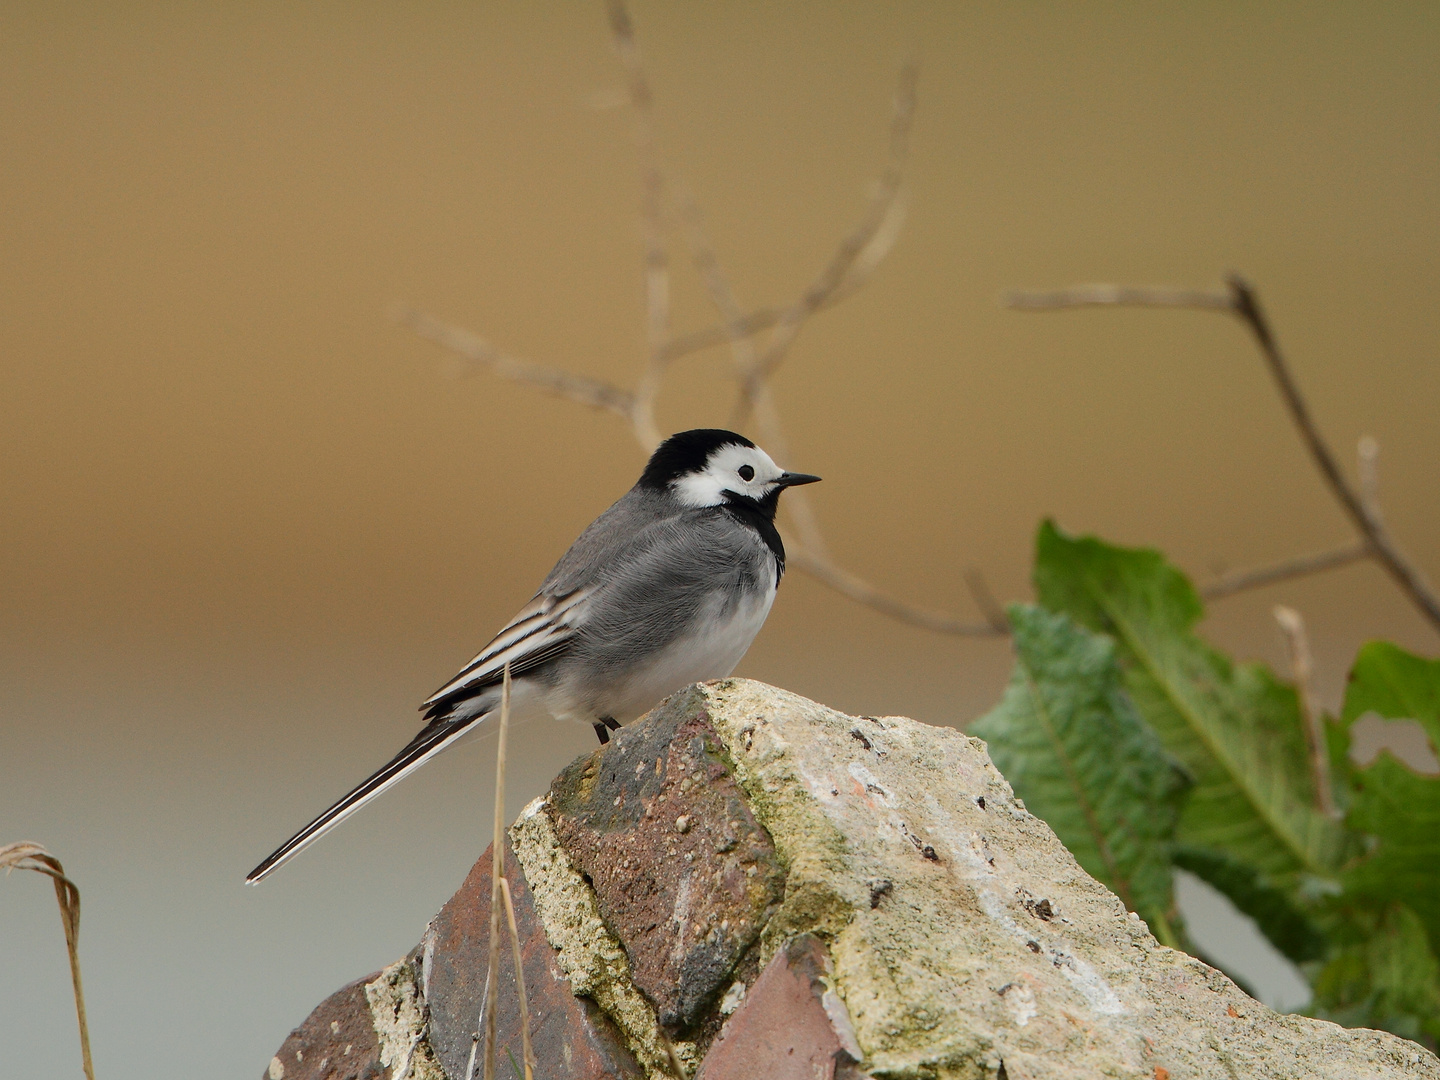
[363,959,444,1080]
[545,703,785,1030]
[510,799,699,1077]
[692,679,1439,1080]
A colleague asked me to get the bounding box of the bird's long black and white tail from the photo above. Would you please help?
[244,713,485,883]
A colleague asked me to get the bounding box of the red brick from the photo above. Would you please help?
[697,935,867,1080]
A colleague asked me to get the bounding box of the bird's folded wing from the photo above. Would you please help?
[421,585,594,710]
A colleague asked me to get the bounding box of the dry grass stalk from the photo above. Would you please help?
[497,879,535,1079]
[606,0,671,452]
[2,841,96,1080]
[657,1031,689,1080]
[1273,606,1338,818]
[481,664,514,1080]
[1005,277,1440,633]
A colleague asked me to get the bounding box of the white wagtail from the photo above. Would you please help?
[245,429,819,882]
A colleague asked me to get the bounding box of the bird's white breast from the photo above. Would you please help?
[586,559,777,724]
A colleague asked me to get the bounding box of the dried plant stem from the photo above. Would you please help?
[497,879,535,1080]
[607,0,671,451]
[2,842,95,1080]
[730,63,916,428]
[481,665,513,1080]
[790,547,1004,637]
[397,306,638,423]
[1003,284,1232,313]
[1199,542,1370,600]
[1227,276,1440,632]
[1005,277,1440,633]
[1273,606,1337,818]
[964,568,1011,634]
[658,1032,689,1080]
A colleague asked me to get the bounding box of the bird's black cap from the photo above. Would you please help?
[639,429,755,488]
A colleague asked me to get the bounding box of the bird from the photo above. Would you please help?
[245,428,819,883]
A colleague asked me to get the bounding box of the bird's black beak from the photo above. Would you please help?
[775,471,822,488]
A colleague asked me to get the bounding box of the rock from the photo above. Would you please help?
[268,679,1440,1080]
[544,702,785,1030]
[696,934,865,1080]
[266,973,385,1080]
[419,839,642,1079]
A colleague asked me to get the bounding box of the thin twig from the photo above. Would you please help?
[790,547,1004,637]
[668,179,830,557]
[396,306,638,423]
[1005,276,1440,634]
[497,879,535,1080]
[1357,435,1380,513]
[730,62,917,428]
[1002,284,1232,312]
[1199,542,1370,599]
[1273,606,1337,818]
[607,0,670,451]
[964,568,1011,634]
[2,842,95,1080]
[658,292,864,365]
[1226,275,1440,632]
[482,665,513,1080]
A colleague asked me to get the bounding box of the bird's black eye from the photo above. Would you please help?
[737,464,755,482]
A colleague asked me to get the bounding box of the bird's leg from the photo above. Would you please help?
[593,722,611,745]
[602,716,622,731]
[592,716,621,746]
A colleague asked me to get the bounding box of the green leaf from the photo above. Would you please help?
[1033,521,1346,887]
[1310,902,1440,1044]
[1340,641,1440,953]
[972,604,1190,941]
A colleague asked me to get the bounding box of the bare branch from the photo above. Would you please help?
[397,306,639,424]
[1273,606,1338,818]
[400,24,995,643]
[658,287,870,365]
[668,179,830,556]
[1007,275,1440,634]
[964,568,1011,634]
[731,63,917,427]
[1226,275,1440,632]
[607,0,670,451]
[1357,435,1381,517]
[1200,542,1371,599]
[789,547,1005,637]
[1003,284,1232,312]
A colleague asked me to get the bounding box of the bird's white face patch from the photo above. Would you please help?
[671,442,786,508]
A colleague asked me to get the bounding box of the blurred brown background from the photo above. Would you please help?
[2,3,1437,1076]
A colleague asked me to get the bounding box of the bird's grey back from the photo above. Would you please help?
[540,484,774,675]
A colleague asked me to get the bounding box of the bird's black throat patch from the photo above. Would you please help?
[720,491,786,578]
